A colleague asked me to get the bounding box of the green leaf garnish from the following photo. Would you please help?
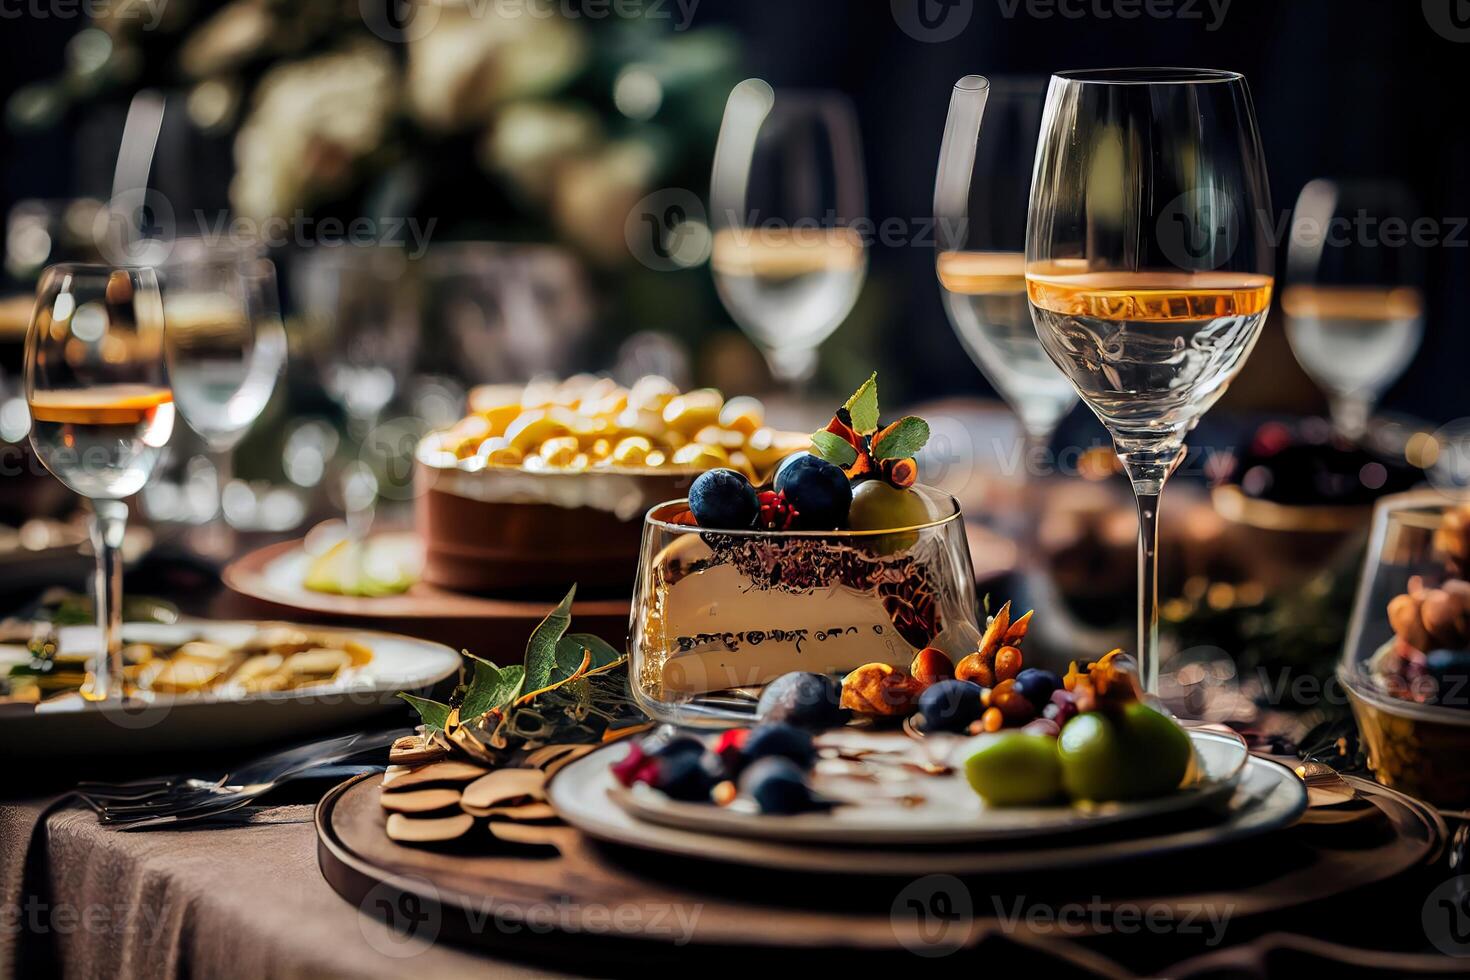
[460,656,525,720]
[523,584,577,693]
[811,430,859,468]
[563,633,623,672]
[872,416,930,460]
[397,692,452,732]
[843,372,880,435]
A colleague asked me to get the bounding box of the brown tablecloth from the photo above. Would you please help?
[0,798,569,979]
[7,792,1470,979]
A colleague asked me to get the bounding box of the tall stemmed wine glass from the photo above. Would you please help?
[1026,69,1274,693]
[935,75,1077,459]
[711,78,867,391]
[161,242,287,555]
[25,265,174,700]
[1284,179,1424,441]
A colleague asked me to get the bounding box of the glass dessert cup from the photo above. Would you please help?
[1340,489,1470,808]
[629,487,981,726]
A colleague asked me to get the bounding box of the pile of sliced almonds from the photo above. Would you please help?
[379,734,595,846]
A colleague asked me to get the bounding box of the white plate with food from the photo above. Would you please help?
[562,728,1250,846]
[549,740,1304,874]
[0,620,459,756]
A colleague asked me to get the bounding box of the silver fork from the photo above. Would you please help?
[76,730,403,828]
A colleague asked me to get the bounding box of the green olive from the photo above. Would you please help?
[963,732,1064,806]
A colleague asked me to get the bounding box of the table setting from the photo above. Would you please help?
[2,2,1470,977]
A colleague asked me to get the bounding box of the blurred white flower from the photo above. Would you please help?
[551,139,658,264]
[408,0,587,132]
[478,101,602,204]
[229,45,397,222]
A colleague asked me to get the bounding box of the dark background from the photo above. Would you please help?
[2,0,1467,422]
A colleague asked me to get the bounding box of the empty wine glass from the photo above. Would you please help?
[161,241,287,554]
[1027,69,1275,692]
[25,264,174,700]
[1284,179,1424,441]
[296,245,420,537]
[710,78,867,390]
[934,75,1078,475]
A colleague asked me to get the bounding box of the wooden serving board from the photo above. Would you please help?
[316,770,1438,965]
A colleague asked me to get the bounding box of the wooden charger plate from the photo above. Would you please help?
[221,536,631,656]
[317,764,1432,961]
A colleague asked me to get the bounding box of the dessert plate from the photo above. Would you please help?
[548,746,1306,875]
[221,536,632,653]
[0,620,459,757]
[566,728,1249,846]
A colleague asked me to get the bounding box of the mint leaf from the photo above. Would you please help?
[563,633,622,671]
[522,584,577,692]
[397,693,451,732]
[843,373,880,435]
[810,430,859,469]
[872,416,930,460]
[460,656,525,720]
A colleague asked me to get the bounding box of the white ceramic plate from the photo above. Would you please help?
[548,746,1306,876]
[601,728,1247,845]
[0,620,459,757]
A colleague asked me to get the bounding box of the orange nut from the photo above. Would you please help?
[840,663,924,716]
[910,647,955,687]
[994,646,1023,683]
[955,652,995,688]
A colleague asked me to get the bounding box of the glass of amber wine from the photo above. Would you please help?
[1026,69,1274,692]
[24,265,174,700]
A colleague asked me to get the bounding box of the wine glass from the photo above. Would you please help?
[161,241,287,554]
[935,75,1077,456]
[295,246,420,537]
[1284,179,1424,441]
[1026,69,1275,693]
[710,78,867,391]
[25,265,174,700]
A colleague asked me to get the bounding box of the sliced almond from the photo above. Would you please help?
[389,735,449,766]
[386,812,473,843]
[461,801,556,820]
[460,768,546,810]
[381,760,488,791]
[487,822,563,846]
[524,744,580,769]
[379,787,464,814]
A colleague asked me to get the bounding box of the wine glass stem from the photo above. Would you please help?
[1329,394,1371,442]
[1134,488,1162,695]
[86,499,128,702]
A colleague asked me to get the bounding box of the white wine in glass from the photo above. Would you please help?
[1284,179,1424,440]
[934,76,1077,447]
[25,265,174,700]
[711,79,867,389]
[1027,69,1274,693]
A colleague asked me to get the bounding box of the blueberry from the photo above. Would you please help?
[742,723,816,768]
[644,732,705,761]
[1013,669,1064,708]
[1427,650,1470,708]
[688,468,759,529]
[651,750,722,802]
[773,453,852,530]
[756,672,847,730]
[915,679,985,733]
[738,756,827,814]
